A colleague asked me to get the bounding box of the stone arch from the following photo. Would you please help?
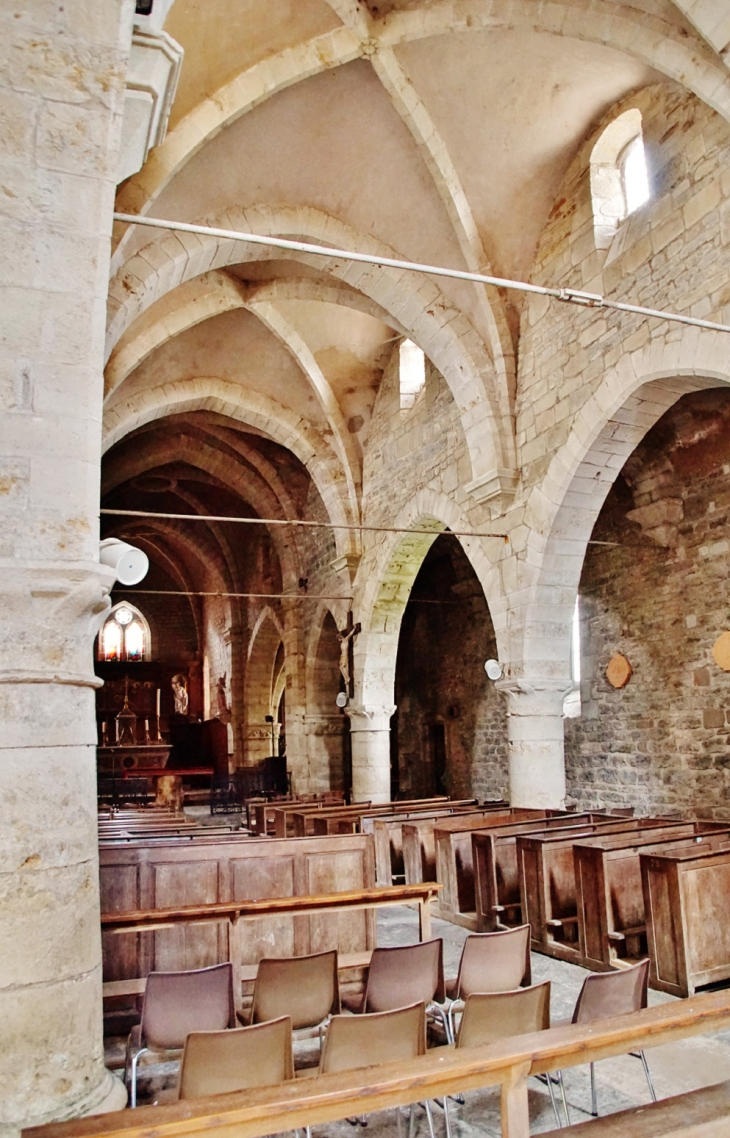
[245,609,284,765]
[102,426,301,590]
[518,333,730,682]
[103,378,359,560]
[354,487,504,706]
[106,207,513,485]
[305,606,346,792]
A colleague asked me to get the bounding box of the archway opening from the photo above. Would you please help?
[565,387,730,817]
[392,533,506,800]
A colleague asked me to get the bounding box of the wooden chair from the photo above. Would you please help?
[178,1016,294,1099]
[557,959,657,1120]
[125,963,235,1107]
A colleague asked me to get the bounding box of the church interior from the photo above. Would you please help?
[6,0,730,1134]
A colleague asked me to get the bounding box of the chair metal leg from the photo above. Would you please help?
[408,1102,416,1138]
[638,1050,657,1102]
[590,1062,598,1117]
[428,1003,451,1043]
[556,1071,571,1127]
[129,1046,148,1109]
[545,1074,563,1128]
[442,1094,452,1138]
[423,1101,436,1138]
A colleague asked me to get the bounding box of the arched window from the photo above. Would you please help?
[98,602,151,662]
[399,338,426,413]
[590,109,650,248]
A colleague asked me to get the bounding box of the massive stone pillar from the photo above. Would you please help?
[345,704,396,803]
[497,681,570,808]
[0,1,132,1131]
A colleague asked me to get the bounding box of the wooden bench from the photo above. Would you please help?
[434,810,600,928]
[472,815,691,935]
[26,988,730,1138]
[100,831,377,1008]
[291,797,452,839]
[102,881,442,1011]
[472,813,645,932]
[642,843,730,997]
[368,801,480,886]
[517,820,723,962]
[575,827,730,973]
[402,808,545,890]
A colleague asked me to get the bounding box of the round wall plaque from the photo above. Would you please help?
[712,632,730,671]
[606,653,632,689]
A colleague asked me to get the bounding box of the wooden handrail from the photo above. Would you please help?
[101,883,442,931]
[99,883,441,937]
[25,990,730,1138]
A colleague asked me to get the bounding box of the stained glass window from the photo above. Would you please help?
[98,604,150,662]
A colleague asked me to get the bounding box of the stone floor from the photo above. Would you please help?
[116,905,730,1134]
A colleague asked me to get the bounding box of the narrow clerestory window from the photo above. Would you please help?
[399,339,426,413]
[590,109,650,248]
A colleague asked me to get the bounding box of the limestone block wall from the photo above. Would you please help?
[565,389,730,817]
[520,82,730,497]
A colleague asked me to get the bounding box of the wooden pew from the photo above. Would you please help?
[26,989,730,1138]
[402,808,545,889]
[271,800,373,839]
[367,801,480,886]
[291,797,452,839]
[434,810,604,928]
[100,831,377,1008]
[102,881,442,1013]
[518,820,726,962]
[642,842,730,997]
[575,827,730,973]
[253,792,345,836]
[472,814,661,932]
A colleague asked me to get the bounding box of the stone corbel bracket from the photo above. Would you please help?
[118,14,183,184]
[464,467,520,516]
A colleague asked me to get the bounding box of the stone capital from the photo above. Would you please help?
[0,561,117,690]
[345,702,396,732]
[495,677,573,717]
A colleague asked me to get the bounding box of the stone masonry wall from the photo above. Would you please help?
[565,388,730,818]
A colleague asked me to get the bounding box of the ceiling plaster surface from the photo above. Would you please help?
[117,307,329,431]
[396,30,658,283]
[163,0,340,129]
[145,60,488,339]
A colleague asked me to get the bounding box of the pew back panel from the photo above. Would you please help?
[99,833,376,991]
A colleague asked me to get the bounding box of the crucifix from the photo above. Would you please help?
[337,613,361,697]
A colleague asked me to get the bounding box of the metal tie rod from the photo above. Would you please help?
[114,213,730,335]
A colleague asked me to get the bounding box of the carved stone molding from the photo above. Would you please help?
[464,467,520,515]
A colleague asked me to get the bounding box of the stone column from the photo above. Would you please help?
[0,1,132,1131]
[345,704,396,803]
[496,680,571,808]
[304,713,346,792]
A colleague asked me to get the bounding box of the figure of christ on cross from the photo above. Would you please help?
[337,616,361,695]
